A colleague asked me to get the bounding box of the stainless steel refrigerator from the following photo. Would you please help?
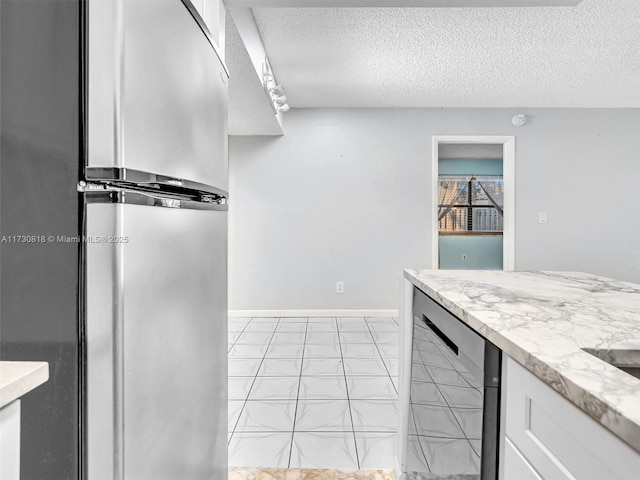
[1,0,229,478]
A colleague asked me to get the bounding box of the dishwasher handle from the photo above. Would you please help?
[413,288,486,374]
[423,316,459,356]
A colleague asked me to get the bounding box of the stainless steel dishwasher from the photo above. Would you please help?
[407,287,501,479]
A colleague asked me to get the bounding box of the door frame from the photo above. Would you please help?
[432,135,515,271]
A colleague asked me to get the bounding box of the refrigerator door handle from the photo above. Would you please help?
[84,167,228,199]
[78,182,228,211]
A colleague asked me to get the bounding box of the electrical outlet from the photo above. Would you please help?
[462,254,467,261]
[539,212,548,224]
[336,282,344,294]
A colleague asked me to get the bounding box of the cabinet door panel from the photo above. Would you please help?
[503,437,542,480]
[503,357,640,480]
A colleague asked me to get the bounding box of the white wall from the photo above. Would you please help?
[229,108,640,310]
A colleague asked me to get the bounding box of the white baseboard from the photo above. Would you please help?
[228,309,399,318]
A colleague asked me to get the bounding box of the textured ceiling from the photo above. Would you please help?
[252,0,640,107]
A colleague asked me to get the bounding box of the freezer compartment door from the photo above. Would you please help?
[86,203,227,479]
[88,0,228,189]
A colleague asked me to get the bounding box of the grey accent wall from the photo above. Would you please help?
[1,1,82,478]
[229,108,640,310]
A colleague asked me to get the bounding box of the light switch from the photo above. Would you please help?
[539,212,548,224]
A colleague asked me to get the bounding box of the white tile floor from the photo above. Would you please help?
[228,316,399,469]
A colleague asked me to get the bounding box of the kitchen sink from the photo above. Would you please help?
[618,366,640,380]
[582,347,640,380]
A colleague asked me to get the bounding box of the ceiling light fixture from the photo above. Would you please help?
[273,95,288,107]
[262,58,289,115]
[269,85,285,96]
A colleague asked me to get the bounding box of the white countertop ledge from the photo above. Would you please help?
[0,361,49,408]
[404,269,640,452]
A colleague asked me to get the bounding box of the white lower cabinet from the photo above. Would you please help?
[500,356,640,480]
[0,400,21,480]
[503,437,542,480]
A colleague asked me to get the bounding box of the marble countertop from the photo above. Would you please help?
[404,269,640,452]
[0,361,49,408]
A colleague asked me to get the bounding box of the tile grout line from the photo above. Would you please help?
[364,317,398,395]
[287,317,309,468]
[227,316,257,445]
[229,317,281,446]
[337,317,361,470]
[409,402,433,473]
[228,316,254,353]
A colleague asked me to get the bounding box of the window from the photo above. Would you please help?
[438,175,504,234]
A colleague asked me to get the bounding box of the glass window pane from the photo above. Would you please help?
[438,175,503,233]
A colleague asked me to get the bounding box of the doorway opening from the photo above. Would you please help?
[432,136,515,271]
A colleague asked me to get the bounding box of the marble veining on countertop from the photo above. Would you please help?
[0,361,49,408]
[404,269,640,452]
